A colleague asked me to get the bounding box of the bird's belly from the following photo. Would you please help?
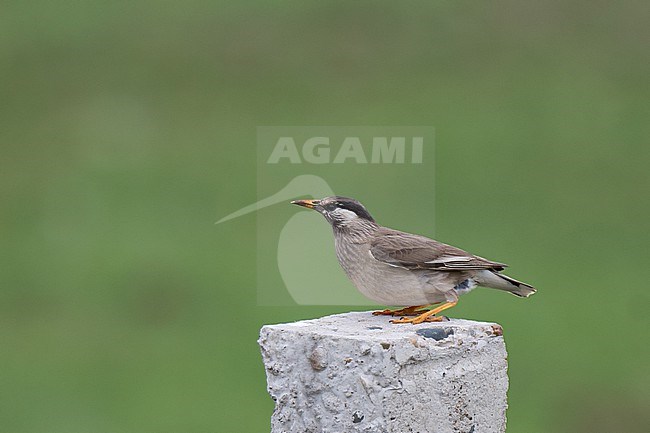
[335,241,455,306]
[352,266,448,305]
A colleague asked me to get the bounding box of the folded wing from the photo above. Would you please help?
[369,228,507,271]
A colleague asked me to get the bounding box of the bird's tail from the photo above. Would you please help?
[475,270,536,298]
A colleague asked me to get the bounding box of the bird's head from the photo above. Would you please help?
[291,196,375,227]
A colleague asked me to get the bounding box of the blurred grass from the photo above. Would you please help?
[1,1,649,432]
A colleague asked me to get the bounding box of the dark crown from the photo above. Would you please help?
[326,196,375,222]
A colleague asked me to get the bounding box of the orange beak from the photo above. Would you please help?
[291,199,320,209]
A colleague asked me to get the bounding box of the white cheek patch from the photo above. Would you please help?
[333,208,359,221]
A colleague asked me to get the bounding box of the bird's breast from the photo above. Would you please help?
[333,237,454,305]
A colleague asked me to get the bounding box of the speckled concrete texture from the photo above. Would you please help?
[259,312,508,433]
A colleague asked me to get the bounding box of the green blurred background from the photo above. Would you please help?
[1,1,648,432]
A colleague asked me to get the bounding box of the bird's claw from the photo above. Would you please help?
[372,309,394,316]
[372,306,429,317]
[390,315,447,324]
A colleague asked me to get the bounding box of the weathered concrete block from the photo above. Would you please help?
[259,312,508,433]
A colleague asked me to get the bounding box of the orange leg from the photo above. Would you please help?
[390,302,458,325]
[372,305,433,317]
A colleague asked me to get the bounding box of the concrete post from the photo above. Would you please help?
[259,312,508,433]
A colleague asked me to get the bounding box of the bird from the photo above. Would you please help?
[291,196,536,324]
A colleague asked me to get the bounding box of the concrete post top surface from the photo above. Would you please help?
[261,311,504,344]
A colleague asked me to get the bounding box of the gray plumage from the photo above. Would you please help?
[291,196,536,307]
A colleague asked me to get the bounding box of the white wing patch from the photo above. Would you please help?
[425,256,473,264]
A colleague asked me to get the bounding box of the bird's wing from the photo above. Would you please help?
[369,228,507,271]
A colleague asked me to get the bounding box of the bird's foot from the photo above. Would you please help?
[390,315,448,324]
[388,301,458,325]
[372,305,428,317]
